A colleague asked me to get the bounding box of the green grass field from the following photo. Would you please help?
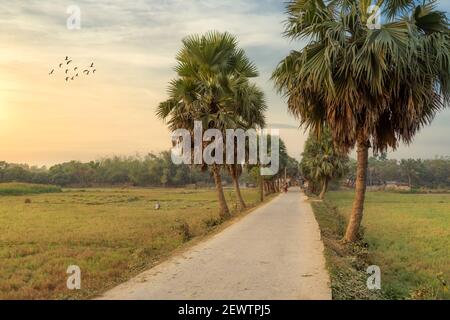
[321,191,450,299]
[0,186,262,299]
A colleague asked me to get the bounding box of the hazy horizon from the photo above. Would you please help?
[1,0,450,167]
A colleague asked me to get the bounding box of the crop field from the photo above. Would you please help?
[0,185,262,299]
[320,191,450,299]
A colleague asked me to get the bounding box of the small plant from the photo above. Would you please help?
[178,221,192,242]
[409,285,439,300]
[229,190,238,212]
[437,272,448,294]
[24,198,32,204]
[203,217,222,229]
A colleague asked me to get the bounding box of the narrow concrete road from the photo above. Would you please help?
[98,187,331,300]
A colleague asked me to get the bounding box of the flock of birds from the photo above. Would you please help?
[49,56,96,82]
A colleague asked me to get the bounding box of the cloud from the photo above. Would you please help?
[0,0,449,165]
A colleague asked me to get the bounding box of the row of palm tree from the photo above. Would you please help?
[273,0,450,242]
[156,32,267,219]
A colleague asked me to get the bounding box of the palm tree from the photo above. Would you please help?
[273,1,450,242]
[227,83,267,210]
[157,31,260,219]
[300,128,349,199]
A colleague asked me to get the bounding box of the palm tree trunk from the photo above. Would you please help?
[230,165,246,210]
[212,165,230,219]
[308,183,312,193]
[264,181,269,196]
[258,168,264,203]
[344,132,369,242]
[319,178,329,200]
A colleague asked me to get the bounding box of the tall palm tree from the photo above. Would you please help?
[157,31,261,219]
[273,1,450,242]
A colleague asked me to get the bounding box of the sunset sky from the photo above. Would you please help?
[1,0,449,166]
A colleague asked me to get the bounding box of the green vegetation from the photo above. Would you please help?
[300,128,349,199]
[0,183,61,196]
[346,155,450,189]
[312,191,450,300]
[0,187,266,300]
[311,199,384,300]
[0,154,215,187]
[2,155,448,190]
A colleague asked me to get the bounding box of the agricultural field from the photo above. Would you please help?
[0,184,263,299]
[317,191,450,300]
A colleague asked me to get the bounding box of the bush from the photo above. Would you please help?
[203,217,223,229]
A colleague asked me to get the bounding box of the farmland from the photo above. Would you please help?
[313,191,450,300]
[0,185,263,299]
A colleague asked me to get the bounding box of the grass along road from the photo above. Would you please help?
[0,186,266,299]
[312,191,450,299]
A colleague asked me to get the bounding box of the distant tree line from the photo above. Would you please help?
[346,154,450,189]
[300,131,450,194]
[0,150,300,189]
[3,152,448,190]
[0,152,216,187]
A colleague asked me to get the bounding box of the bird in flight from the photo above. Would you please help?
[50,57,97,81]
